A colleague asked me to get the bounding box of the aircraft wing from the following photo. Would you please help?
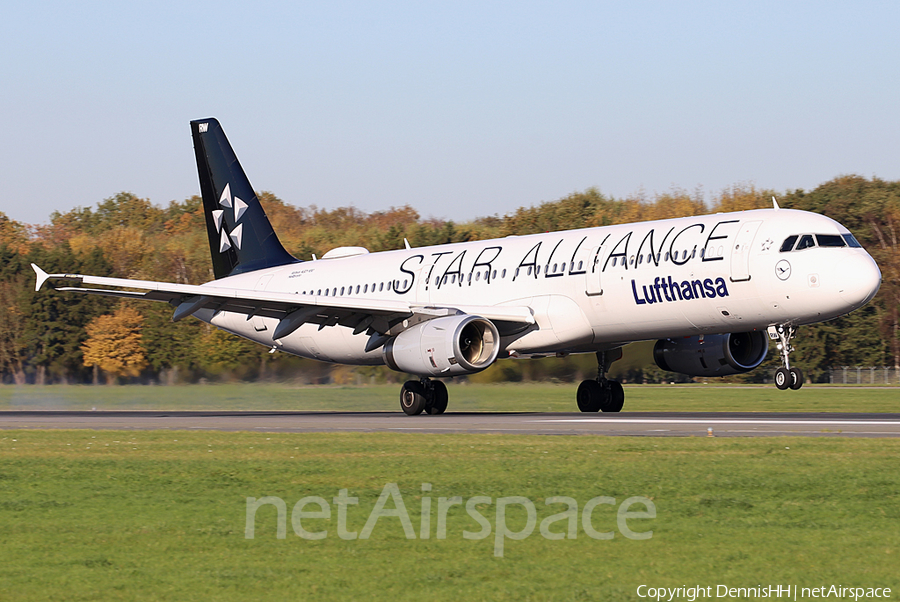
[32,264,534,340]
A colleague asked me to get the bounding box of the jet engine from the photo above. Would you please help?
[653,331,768,377]
[383,315,500,377]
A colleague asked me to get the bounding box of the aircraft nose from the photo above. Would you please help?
[837,253,882,308]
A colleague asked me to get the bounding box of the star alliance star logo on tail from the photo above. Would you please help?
[211,183,248,253]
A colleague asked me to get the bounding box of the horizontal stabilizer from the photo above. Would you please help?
[31,263,50,292]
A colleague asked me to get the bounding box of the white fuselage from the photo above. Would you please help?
[197,208,881,366]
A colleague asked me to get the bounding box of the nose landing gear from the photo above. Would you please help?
[769,325,803,390]
[576,349,625,412]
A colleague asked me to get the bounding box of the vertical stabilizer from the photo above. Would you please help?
[190,118,299,279]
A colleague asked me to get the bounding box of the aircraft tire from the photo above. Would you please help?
[576,380,603,412]
[400,381,427,415]
[602,381,625,412]
[426,380,449,415]
[774,367,791,390]
[789,367,803,390]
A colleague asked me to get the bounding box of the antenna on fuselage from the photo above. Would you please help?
[772,196,780,210]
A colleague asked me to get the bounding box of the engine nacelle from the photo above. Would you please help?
[653,331,768,377]
[383,315,500,377]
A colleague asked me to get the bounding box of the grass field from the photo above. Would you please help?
[1,382,898,413]
[0,429,898,600]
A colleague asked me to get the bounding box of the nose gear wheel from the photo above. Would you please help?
[769,325,803,390]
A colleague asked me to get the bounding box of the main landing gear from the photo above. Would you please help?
[770,325,803,390]
[400,378,449,416]
[576,349,625,412]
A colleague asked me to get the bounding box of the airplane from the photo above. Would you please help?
[32,118,882,414]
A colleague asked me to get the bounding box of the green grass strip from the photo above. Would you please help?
[0,430,898,600]
[1,383,898,412]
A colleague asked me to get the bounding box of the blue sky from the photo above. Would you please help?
[2,1,898,225]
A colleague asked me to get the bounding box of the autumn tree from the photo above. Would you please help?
[0,212,31,254]
[25,243,113,384]
[81,305,147,384]
[709,183,776,213]
[0,276,28,384]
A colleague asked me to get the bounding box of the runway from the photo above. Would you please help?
[2,411,900,437]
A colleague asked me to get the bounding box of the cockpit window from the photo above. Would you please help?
[781,233,861,252]
[842,233,862,248]
[816,234,846,247]
[780,235,798,252]
[795,235,816,250]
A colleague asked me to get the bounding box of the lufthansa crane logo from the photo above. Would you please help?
[211,183,247,253]
[775,259,791,281]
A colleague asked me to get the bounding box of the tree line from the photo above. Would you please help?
[0,175,897,385]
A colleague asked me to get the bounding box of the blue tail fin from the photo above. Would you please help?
[190,118,299,279]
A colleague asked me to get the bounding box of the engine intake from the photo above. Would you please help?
[383,315,500,377]
[653,331,768,377]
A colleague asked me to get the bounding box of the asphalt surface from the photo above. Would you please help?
[2,411,900,437]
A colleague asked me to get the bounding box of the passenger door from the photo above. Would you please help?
[730,221,761,282]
